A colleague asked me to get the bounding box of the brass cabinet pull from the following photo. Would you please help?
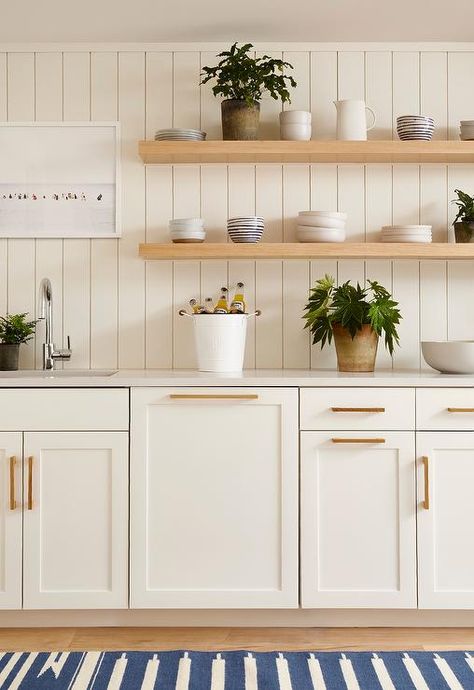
[331,437,386,444]
[169,394,259,400]
[27,456,33,510]
[9,456,16,510]
[447,408,474,413]
[422,456,430,510]
[331,407,385,413]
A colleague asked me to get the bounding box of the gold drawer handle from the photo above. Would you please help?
[27,456,33,510]
[331,407,385,413]
[422,456,430,510]
[331,438,386,444]
[9,456,16,511]
[447,408,474,413]
[169,394,258,400]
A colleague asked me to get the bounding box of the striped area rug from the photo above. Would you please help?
[1,650,474,689]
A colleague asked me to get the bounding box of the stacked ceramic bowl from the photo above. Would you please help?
[381,225,432,243]
[155,128,206,141]
[279,110,312,141]
[169,218,205,243]
[296,211,347,243]
[227,216,264,243]
[396,116,434,141]
[460,121,474,140]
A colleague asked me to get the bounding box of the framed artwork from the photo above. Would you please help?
[0,122,120,238]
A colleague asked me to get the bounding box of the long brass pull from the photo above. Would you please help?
[422,456,430,510]
[27,456,33,510]
[9,456,16,511]
[169,394,258,400]
[331,438,386,444]
[331,407,385,413]
[447,408,474,413]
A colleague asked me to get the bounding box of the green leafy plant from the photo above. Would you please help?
[303,275,402,355]
[452,189,474,225]
[200,42,297,106]
[0,313,37,344]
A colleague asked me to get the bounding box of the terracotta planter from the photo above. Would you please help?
[454,221,474,243]
[221,99,260,140]
[333,323,379,372]
[0,343,20,371]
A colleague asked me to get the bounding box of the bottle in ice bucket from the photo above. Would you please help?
[204,297,214,313]
[213,287,229,313]
[230,282,246,314]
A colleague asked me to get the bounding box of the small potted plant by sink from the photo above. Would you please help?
[303,275,402,372]
[0,313,37,371]
[200,42,297,140]
[452,189,474,243]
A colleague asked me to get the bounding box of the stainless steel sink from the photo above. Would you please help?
[0,369,118,378]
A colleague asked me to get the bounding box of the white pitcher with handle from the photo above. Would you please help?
[334,99,376,140]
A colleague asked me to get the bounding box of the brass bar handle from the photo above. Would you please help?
[422,456,430,510]
[27,456,33,510]
[331,407,385,413]
[447,408,474,413]
[9,456,16,511]
[169,394,259,400]
[331,438,386,444]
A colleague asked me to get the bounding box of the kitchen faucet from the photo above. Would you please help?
[38,278,72,370]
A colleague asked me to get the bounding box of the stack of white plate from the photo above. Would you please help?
[155,128,206,141]
[169,218,205,243]
[381,225,432,243]
[227,217,264,243]
[460,121,474,140]
[296,211,347,242]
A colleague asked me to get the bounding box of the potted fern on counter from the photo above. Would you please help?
[0,313,37,370]
[303,276,402,372]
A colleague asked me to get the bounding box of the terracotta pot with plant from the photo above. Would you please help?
[303,275,402,372]
[0,313,37,371]
[200,42,296,140]
[452,189,474,243]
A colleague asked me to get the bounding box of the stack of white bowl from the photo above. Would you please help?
[381,225,432,243]
[155,128,206,141]
[227,217,264,243]
[279,111,312,141]
[296,211,347,243]
[396,116,434,141]
[460,121,474,140]
[169,218,205,243]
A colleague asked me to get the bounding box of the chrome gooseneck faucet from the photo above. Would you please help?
[38,278,72,370]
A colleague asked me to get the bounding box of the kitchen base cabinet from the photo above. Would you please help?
[301,432,416,608]
[417,432,474,609]
[0,433,22,609]
[131,388,299,608]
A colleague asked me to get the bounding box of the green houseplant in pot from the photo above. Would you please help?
[0,313,37,371]
[452,189,474,243]
[200,42,296,140]
[303,276,402,372]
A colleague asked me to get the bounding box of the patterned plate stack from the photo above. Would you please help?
[381,225,432,243]
[155,128,206,141]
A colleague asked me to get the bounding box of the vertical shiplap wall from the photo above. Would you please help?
[0,44,473,370]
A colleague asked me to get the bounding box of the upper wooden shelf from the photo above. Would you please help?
[139,243,474,261]
[138,140,474,165]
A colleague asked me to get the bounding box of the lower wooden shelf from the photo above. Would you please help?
[139,242,474,260]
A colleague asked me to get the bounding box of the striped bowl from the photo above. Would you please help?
[397,115,434,141]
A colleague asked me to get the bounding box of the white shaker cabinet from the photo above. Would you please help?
[131,388,299,608]
[301,431,416,608]
[0,433,22,609]
[417,432,474,609]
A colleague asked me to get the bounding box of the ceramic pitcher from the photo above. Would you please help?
[334,100,376,140]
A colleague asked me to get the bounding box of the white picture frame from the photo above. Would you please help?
[0,122,121,238]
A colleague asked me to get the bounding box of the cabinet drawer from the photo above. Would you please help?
[0,389,129,430]
[417,389,474,430]
[300,388,415,430]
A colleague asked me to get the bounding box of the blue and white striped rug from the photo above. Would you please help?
[1,650,474,689]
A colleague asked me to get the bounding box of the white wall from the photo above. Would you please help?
[1,44,474,371]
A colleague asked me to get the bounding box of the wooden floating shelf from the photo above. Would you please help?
[139,243,474,261]
[139,140,474,165]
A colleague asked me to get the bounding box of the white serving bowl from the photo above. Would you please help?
[280,124,312,141]
[299,210,348,221]
[422,341,474,374]
[297,216,346,230]
[296,227,346,243]
[280,110,312,124]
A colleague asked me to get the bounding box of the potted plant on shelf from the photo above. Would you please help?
[200,42,296,140]
[452,189,474,243]
[0,313,37,371]
[303,275,401,372]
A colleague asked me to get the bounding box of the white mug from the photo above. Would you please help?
[334,99,376,141]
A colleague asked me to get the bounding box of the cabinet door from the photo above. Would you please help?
[301,431,416,608]
[0,433,22,609]
[23,432,128,609]
[417,432,474,609]
[131,388,298,608]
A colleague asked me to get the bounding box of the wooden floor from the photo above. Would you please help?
[0,628,474,652]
